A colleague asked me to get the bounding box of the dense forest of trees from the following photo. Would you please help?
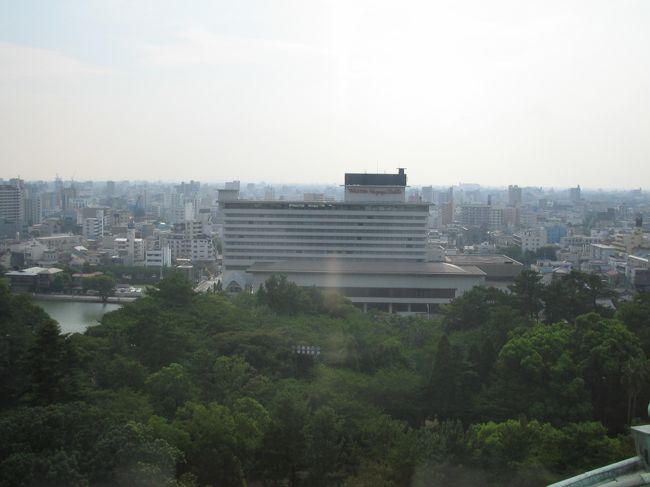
[1,270,649,486]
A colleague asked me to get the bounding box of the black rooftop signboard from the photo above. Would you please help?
[345,169,407,187]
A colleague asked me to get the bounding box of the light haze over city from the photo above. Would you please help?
[1,0,649,188]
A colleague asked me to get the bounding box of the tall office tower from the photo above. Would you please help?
[508,185,522,206]
[0,181,25,237]
[569,185,581,203]
[24,193,42,226]
[60,186,77,210]
[106,180,115,197]
[421,186,434,203]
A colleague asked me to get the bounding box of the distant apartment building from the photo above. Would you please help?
[501,206,519,229]
[569,185,581,203]
[80,209,105,240]
[145,246,172,267]
[488,208,504,229]
[0,182,25,237]
[303,193,326,202]
[24,194,42,226]
[609,222,645,253]
[108,210,131,229]
[459,204,490,227]
[421,186,434,203]
[626,254,650,290]
[35,234,83,252]
[514,228,548,253]
[545,224,568,244]
[519,209,538,228]
[590,243,618,262]
[458,203,503,230]
[161,220,215,263]
[508,185,522,206]
[115,224,145,266]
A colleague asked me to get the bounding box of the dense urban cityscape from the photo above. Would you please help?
[2,172,648,302]
[3,1,650,486]
[3,171,650,487]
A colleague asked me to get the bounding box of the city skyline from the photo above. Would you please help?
[0,176,640,193]
[1,1,650,188]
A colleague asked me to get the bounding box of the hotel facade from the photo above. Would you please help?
[220,169,485,312]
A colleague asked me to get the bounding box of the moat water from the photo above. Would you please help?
[33,299,122,334]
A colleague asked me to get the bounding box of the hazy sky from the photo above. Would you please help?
[1,1,649,188]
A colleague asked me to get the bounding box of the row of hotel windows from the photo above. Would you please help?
[225,234,426,242]
[225,220,426,227]
[225,227,424,235]
[225,257,426,270]
[224,249,424,262]
[225,242,423,249]
[224,213,427,220]
[222,203,429,211]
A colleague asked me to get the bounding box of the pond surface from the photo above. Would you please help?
[33,299,122,334]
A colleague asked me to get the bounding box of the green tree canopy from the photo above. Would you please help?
[509,270,544,319]
[543,271,612,323]
[149,272,195,308]
[83,274,117,302]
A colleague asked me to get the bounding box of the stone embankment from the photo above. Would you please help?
[31,293,137,304]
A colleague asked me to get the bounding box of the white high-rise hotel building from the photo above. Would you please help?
[220,170,486,313]
[221,169,429,273]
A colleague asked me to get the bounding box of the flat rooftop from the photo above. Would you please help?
[446,255,523,265]
[445,255,524,279]
[6,267,63,276]
[247,260,485,277]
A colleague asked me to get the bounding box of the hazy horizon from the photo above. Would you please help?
[2,1,649,188]
[6,176,645,193]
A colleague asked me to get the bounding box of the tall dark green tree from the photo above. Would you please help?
[83,275,117,302]
[149,272,195,308]
[488,322,592,424]
[543,271,612,323]
[509,270,544,319]
[257,384,310,486]
[617,292,650,355]
[0,284,65,407]
[428,335,475,421]
[145,363,197,417]
[25,319,80,405]
[50,272,72,293]
[257,274,320,315]
[573,313,647,430]
[441,286,514,332]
